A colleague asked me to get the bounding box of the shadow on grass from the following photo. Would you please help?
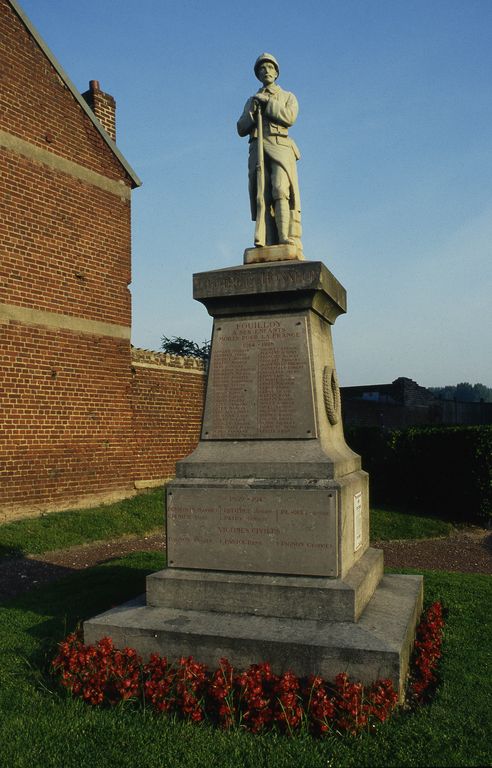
[0,555,75,601]
[2,552,165,663]
[0,543,24,558]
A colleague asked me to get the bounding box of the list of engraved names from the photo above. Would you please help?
[167,488,337,576]
[202,315,316,439]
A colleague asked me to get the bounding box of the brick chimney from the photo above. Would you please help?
[82,80,116,142]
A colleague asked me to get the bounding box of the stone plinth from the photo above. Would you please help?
[84,573,423,697]
[167,475,367,579]
[84,258,423,699]
[171,261,367,579]
[147,546,384,623]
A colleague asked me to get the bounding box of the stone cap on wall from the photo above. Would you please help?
[131,346,206,371]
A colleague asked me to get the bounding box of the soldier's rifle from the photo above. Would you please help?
[254,101,266,246]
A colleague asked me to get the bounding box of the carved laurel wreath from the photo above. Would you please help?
[323,366,340,425]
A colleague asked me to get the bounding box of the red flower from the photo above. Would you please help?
[409,602,445,703]
[51,602,444,737]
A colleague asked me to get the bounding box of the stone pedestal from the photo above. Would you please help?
[85,259,422,698]
[169,261,368,579]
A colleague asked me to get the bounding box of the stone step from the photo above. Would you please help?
[84,573,423,700]
[147,547,383,623]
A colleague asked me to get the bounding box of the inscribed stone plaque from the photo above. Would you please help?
[202,315,316,439]
[167,487,338,577]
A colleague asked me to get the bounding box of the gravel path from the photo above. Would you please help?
[373,526,491,574]
[0,527,490,602]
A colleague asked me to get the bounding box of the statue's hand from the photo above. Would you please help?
[254,92,270,106]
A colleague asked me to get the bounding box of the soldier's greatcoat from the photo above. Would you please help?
[237,83,301,221]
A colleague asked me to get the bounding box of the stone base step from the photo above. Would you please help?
[147,547,383,623]
[84,573,423,700]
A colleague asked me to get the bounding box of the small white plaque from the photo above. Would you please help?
[353,492,362,551]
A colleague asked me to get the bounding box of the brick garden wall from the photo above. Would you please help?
[131,349,206,487]
[1,340,206,521]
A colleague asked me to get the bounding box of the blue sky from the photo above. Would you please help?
[20,0,492,387]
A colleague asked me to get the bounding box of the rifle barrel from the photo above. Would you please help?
[254,102,266,247]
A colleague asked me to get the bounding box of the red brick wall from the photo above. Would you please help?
[1,325,135,517]
[0,0,135,520]
[0,337,207,519]
[131,350,206,484]
[1,149,131,324]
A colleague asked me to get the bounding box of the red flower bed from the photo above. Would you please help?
[51,601,444,737]
[408,600,445,703]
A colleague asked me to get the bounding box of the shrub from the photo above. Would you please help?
[346,425,492,524]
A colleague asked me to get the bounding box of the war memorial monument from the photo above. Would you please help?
[85,54,423,698]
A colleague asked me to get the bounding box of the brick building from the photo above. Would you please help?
[0,0,205,520]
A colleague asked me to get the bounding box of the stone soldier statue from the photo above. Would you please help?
[237,53,302,257]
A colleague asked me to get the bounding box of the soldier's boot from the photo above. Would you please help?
[274,198,295,245]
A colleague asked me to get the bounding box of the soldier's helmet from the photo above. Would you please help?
[254,53,280,80]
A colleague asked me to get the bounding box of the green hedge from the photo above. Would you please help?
[345,425,492,525]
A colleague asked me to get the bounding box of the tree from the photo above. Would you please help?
[429,386,456,401]
[429,382,492,403]
[160,335,211,361]
[473,383,492,403]
[455,382,475,402]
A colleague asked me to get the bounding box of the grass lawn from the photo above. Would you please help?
[370,506,453,541]
[0,488,165,557]
[0,553,490,768]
